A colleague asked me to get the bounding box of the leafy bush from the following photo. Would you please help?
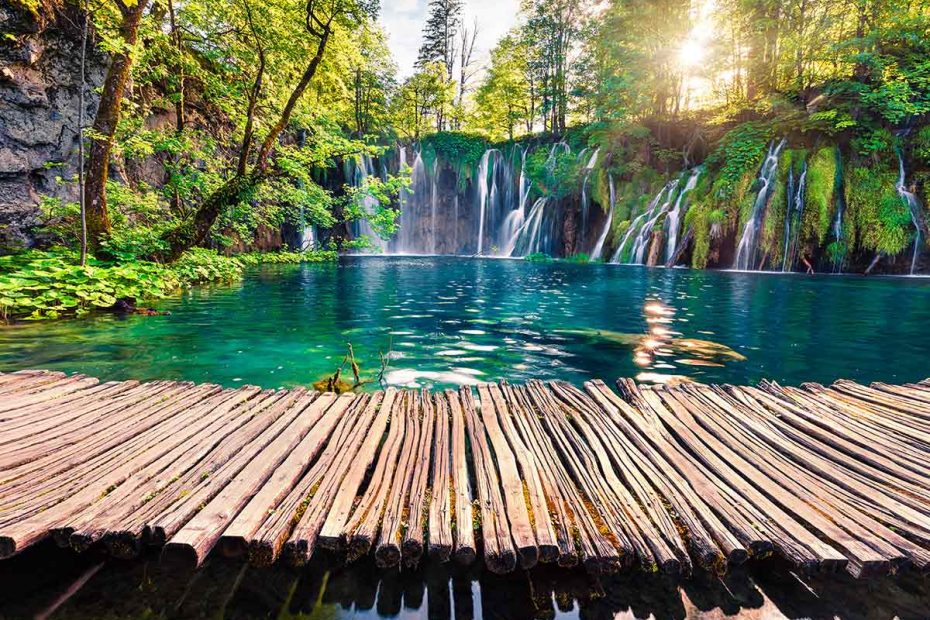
[846,166,913,255]
[803,147,839,246]
[0,249,242,321]
[705,123,771,202]
[565,253,592,264]
[237,250,338,265]
[524,252,552,262]
[0,250,181,321]
[170,248,243,284]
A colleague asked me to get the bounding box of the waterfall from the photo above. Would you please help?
[298,204,316,250]
[611,182,676,264]
[430,158,439,254]
[781,161,807,272]
[896,150,923,275]
[509,197,550,256]
[579,148,599,241]
[733,139,786,271]
[392,150,426,254]
[476,149,496,255]
[589,173,613,260]
[347,154,386,253]
[664,168,702,263]
[629,180,680,264]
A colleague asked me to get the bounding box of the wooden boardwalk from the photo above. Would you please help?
[3,369,930,579]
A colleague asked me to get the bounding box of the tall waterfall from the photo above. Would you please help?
[664,168,702,263]
[589,174,614,260]
[896,150,923,275]
[391,149,426,254]
[733,139,786,270]
[580,148,600,242]
[781,161,807,272]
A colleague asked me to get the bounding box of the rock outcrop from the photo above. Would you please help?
[0,2,105,252]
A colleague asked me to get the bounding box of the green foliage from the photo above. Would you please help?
[420,132,488,183]
[524,252,552,262]
[237,250,338,265]
[705,123,771,202]
[170,248,243,284]
[525,145,580,199]
[803,147,839,246]
[845,165,913,255]
[0,249,242,321]
[565,253,592,264]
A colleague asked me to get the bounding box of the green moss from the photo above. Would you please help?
[845,164,913,255]
[803,147,838,246]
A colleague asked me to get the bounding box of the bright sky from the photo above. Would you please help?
[379,0,522,79]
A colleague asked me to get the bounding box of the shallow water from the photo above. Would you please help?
[2,256,930,390]
[2,542,929,620]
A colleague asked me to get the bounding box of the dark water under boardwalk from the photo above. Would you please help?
[2,543,930,619]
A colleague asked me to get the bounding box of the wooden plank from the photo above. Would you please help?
[427,392,453,562]
[582,380,737,573]
[526,381,659,571]
[162,389,324,567]
[476,383,538,569]
[627,383,851,575]
[665,386,909,576]
[0,383,223,557]
[63,387,264,550]
[401,389,435,566]
[336,391,406,561]
[461,386,517,574]
[375,391,423,567]
[550,381,692,575]
[282,393,382,566]
[0,383,218,523]
[484,383,558,564]
[505,383,619,572]
[689,385,930,571]
[100,390,287,557]
[237,390,386,565]
[0,375,100,420]
[446,389,475,564]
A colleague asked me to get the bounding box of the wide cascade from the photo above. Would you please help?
[733,139,786,271]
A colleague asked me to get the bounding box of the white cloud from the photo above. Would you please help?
[379,0,521,79]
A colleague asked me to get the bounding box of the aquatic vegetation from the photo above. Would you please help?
[524,252,552,262]
[0,249,241,321]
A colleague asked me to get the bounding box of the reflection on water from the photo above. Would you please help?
[3,542,930,619]
[1,257,930,391]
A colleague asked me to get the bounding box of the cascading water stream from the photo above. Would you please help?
[733,139,786,270]
[781,162,807,272]
[897,150,924,275]
[589,174,614,260]
[579,148,599,241]
[611,182,676,264]
[476,149,496,255]
[629,181,680,264]
[664,168,702,263]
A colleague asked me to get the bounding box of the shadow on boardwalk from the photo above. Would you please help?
[2,541,929,620]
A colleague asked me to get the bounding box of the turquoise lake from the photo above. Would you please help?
[2,256,929,390]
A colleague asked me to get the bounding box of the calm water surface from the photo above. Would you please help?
[2,542,929,619]
[2,256,930,389]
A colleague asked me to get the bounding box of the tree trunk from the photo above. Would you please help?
[83,0,150,252]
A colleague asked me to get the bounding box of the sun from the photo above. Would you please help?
[678,37,708,68]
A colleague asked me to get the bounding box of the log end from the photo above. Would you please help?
[219,536,248,559]
[375,542,401,568]
[0,536,18,559]
[104,532,142,560]
[316,533,344,552]
[557,550,579,568]
[453,545,476,565]
[725,548,749,568]
[161,542,202,571]
[69,529,101,553]
[748,540,774,559]
[538,543,559,564]
[248,540,278,568]
[282,540,311,568]
[427,542,452,563]
[402,539,423,567]
[348,535,372,562]
[485,549,517,575]
[517,545,539,570]
[52,527,74,548]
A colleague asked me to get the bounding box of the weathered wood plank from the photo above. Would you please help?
[427,392,453,562]
[445,389,475,564]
